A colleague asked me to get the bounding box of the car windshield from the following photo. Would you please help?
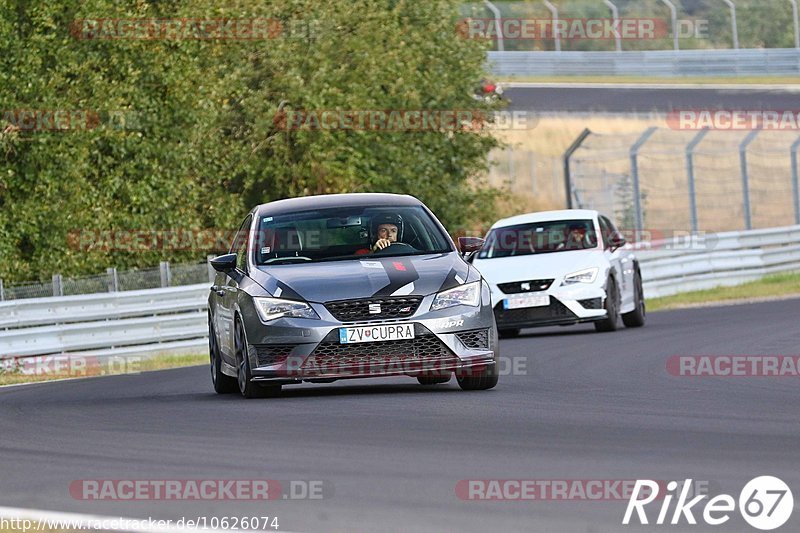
[254,205,452,265]
[477,219,599,260]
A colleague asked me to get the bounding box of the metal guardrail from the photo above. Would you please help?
[488,48,800,77]
[1,225,798,359]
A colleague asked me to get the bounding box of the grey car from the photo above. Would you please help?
[208,193,499,398]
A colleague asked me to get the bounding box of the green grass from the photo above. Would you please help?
[648,272,800,312]
[0,353,207,386]
[496,75,800,85]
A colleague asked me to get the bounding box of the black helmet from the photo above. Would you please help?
[371,213,404,242]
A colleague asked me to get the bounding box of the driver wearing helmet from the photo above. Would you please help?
[371,213,403,252]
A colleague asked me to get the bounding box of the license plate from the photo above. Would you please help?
[339,323,415,344]
[503,293,550,310]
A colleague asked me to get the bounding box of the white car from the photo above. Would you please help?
[471,210,646,337]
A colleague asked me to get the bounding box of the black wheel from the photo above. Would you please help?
[594,277,621,332]
[417,373,452,386]
[209,315,237,394]
[235,320,281,399]
[498,328,520,339]
[456,361,499,391]
[622,269,646,328]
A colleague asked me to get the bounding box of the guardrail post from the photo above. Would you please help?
[739,129,760,230]
[543,1,561,52]
[630,127,658,232]
[563,129,592,209]
[791,136,800,225]
[106,267,119,292]
[160,261,171,288]
[52,274,63,297]
[686,128,710,232]
[602,0,622,52]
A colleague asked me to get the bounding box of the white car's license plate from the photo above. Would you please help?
[503,293,550,310]
[339,323,415,344]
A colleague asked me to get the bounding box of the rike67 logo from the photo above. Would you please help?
[623,477,793,530]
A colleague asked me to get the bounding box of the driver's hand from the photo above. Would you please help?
[373,239,392,251]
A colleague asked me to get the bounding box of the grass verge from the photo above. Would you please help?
[647,272,800,312]
[496,75,800,85]
[0,353,207,387]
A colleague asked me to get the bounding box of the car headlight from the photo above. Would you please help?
[430,281,481,312]
[253,297,320,322]
[562,268,599,285]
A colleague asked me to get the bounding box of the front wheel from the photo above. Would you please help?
[235,320,281,399]
[209,316,237,394]
[594,277,620,333]
[456,363,499,391]
[622,269,646,328]
[498,328,520,339]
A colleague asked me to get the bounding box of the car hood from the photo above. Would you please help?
[473,249,604,284]
[251,253,471,302]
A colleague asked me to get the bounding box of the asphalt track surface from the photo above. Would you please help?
[2,298,800,532]
[505,85,800,113]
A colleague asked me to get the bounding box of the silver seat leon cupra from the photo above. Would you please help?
[208,193,499,398]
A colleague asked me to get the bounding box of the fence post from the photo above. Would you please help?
[106,267,119,292]
[791,136,800,225]
[722,0,739,49]
[52,274,63,297]
[160,261,171,288]
[739,129,760,230]
[543,0,561,52]
[483,0,504,52]
[0,279,4,301]
[563,128,592,209]
[630,127,658,232]
[603,0,622,52]
[659,0,680,51]
[790,0,800,49]
[685,128,710,232]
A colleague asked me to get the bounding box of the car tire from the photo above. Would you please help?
[622,269,646,328]
[417,373,452,386]
[498,328,520,339]
[456,362,499,391]
[235,319,281,399]
[209,315,238,394]
[594,277,620,333]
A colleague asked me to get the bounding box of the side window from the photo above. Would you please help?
[230,215,253,272]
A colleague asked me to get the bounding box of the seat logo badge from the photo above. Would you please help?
[521,282,531,291]
[369,303,382,314]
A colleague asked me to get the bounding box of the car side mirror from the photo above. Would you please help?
[458,237,484,257]
[608,232,627,251]
[210,253,238,273]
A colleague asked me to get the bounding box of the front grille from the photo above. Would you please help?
[300,325,457,376]
[579,298,603,310]
[324,297,422,322]
[493,298,577,325]
[497,279,554,294]
[254,345,296,367]
[456,329,490,350]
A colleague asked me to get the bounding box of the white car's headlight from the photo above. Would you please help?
[562,267,599,285]
[254,297,320,322]
[430,281,481,312]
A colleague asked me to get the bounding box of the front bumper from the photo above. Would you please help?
[241,291,498,383]
[489,279,608,329]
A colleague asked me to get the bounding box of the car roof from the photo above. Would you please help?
[255,193,423,217]
[491,209,600,229]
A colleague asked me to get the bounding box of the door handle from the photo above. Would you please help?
[210,285,225,297]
